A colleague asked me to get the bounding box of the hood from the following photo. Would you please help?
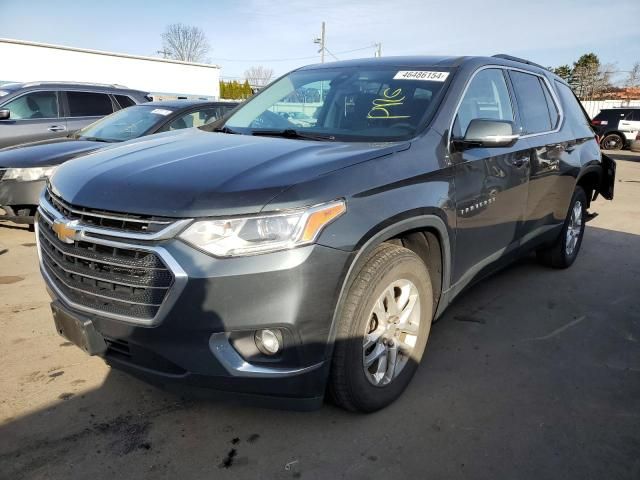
[0,138,103,168]
[50,128,407,217]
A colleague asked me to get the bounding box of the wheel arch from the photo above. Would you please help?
[321,214,452,376]
[576,165,602,207]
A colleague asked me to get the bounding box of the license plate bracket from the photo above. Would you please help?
[51,303,107,355]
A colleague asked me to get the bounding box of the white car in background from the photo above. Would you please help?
[591,107,640,150]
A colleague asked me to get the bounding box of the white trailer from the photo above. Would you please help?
[0,38,220,99]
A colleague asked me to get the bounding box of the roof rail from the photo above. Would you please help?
[21,81,130,89]
[492,54,547,71]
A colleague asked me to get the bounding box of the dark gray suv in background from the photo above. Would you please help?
[0,82,150,148]
[39,55,615,412]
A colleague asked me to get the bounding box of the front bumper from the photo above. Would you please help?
[0,179,45,224]
[40,228,352,403]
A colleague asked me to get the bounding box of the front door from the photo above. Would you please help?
[450,68,530,284]
[0,91,66,148]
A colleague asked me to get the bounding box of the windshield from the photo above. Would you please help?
[222,66,452,141]
[75,105,172,142]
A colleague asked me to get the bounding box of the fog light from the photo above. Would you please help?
[255,329,282,356]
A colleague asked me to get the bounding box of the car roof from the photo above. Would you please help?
[0,81,146,94]
[297,54,554,78]
[142,100,239,109]
[298,56,468,70]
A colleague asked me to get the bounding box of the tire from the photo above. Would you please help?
[601,133,624,151]
[329,243,433,412]
[536,186,587,269]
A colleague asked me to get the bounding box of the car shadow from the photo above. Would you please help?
[1,226,639,479]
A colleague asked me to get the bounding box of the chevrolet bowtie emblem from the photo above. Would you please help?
[52,219,80,244]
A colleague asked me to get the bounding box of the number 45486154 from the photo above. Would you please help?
[393,71,449,82]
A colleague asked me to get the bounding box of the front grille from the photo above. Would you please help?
[45,188,175,234]
[38,214,175,321]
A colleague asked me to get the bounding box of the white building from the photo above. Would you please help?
[0,38,220,99]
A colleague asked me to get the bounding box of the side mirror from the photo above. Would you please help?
[456,119,519,149]
[0,109,10,120]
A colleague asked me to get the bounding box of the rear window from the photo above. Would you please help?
[554,81,593,139]
[115,95,135,109]
[509,71,553,134]
[594,109,631,121]
[66,91,114,117]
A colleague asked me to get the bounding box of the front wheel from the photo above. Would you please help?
[536,186,587,268]
[329,243,433,412]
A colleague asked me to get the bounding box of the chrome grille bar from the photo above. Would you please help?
[37,191,188,326]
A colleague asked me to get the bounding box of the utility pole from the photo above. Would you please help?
[374,43,382,58]
[156,49,170,59]
[314,22,326,63]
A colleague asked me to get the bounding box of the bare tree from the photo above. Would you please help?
[244,66,274,88]
[625,62,640,88]
[161,23,210,62]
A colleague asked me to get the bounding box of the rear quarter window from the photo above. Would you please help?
[114,95,135,109]
[554,81,594,139]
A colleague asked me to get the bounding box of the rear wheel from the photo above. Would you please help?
[601,133,624,151]
[536,186,587,269]
[329,243,433,412]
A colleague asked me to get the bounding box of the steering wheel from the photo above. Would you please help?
[250,110,294,129]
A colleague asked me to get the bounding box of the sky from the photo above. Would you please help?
[1,0,639,83]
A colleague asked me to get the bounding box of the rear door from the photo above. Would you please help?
[62,91,117,135]
[619,109,640,140]
[0,90,65,147]
[507,70,571,241]
[451,68,531,281]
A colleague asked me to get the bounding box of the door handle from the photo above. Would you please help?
[48,125,66,132]
[511,157,529,168]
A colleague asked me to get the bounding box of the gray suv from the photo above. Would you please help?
[0,82,150,148]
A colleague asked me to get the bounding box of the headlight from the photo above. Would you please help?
[3,166,57,181]
[179,200,346,257]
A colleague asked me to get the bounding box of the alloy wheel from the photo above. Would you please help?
[362,279,421,386]
[565,200,583,256]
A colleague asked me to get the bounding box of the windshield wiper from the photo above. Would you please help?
[80,136,118,143]
[251,129,335,141]
[213,126,239,134]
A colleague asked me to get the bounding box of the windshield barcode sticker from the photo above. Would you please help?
[150,109,173,116]
[393,71,449,82]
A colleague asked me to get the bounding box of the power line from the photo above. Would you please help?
[210,44,378,63]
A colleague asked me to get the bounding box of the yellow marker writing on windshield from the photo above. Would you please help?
[367,88,410,119]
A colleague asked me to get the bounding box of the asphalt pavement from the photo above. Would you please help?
[0,151,638,480]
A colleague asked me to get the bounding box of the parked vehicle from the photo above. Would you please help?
[37,55,615,412]
[0,81,150,148]
[0,100,238,227]
[591,107,640,150]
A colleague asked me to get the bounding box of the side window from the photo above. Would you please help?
[554,81,593,138]
[628,110,640,121]
[115,95,135,109]
[2,91,59,119]
[452,68,514,138]
[66,91,114,117]
[509,71,552,134]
